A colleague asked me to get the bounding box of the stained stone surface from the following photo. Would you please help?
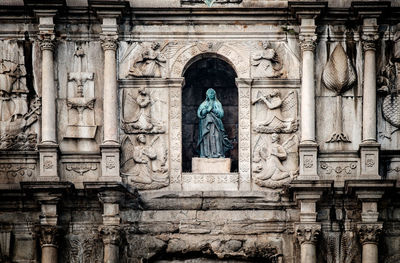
[0,1,399,263]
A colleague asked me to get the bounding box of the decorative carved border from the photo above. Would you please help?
[169,43,249,78]
[237,79,252,190]
[168,79,184,190]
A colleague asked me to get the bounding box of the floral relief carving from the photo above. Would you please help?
[0,163,35,177]
[320,162,357,175]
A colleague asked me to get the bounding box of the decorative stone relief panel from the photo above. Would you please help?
[377,24,400,150]
[56,41,103,153]
[0,41,41,151]
[60,224,103,263]
[181,0,243,7]
[318,155,360,184]
[315,27,363,152]
[119,41,168,79]
[60,156,100,189]
[251,82,300,189]
[119,80,170,190]
[0,153,37,187]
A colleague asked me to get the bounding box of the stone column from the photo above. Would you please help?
[360,18,380,178]
[34,192,61,263]
[298,17,318,180]
[356,190,384,263]
[98,190,123,263]
[357,223,382,263]
[39,225,58,263]
[295,223,321,263]
[361,18,379,143]
[292,182,328,263]
[36,12,59,180]
[99,16,120,181]
[99,225,121,263]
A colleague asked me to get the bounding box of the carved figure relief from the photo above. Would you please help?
[65,46,97,139]
[322,43,356,143]
[121,134,168,189]
[0,59,41,150]
[128,42,167,78]
[121,87,165,134]
[252,90,298,133]
[253,133,298,188]
[251,41,283,78]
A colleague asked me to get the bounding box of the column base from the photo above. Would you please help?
[359,142,380,179]
[100,144,121,182]
[38,143,59,181]
[298,142,319,180]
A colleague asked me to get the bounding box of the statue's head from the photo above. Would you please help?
[206,88,217,100]
[269,89,280,97]
[137,134,147,144]
[151,42,160,50]
[271,133,280,143]
[138,87,147,95]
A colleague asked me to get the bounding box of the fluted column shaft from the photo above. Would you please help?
[362,18,379,142]
[101,35,118,144]
[299,18,317,143]
[40,37,56,144]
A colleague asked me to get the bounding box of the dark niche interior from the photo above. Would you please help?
[182,56,238,172]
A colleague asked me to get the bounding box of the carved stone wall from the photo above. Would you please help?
[0,1,399,263]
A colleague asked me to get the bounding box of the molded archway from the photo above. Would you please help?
[182,55,238,172]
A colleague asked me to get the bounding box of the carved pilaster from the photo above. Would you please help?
[40,225,58,248]
[295,223,321,245]
[100,34,118,51]
[99,225,121,246]
[357,223,382,245]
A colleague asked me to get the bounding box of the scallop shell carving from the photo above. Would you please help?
[322,43,357,94]
[383,93,400,128]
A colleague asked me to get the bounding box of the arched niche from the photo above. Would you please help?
[181,54,238,172]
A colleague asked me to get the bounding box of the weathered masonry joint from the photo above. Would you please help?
[0,1,399,262]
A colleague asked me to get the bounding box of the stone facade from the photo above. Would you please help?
[0,1,399,263]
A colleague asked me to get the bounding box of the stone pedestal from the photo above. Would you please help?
[192,158,231,173]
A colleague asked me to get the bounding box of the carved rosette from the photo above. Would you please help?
[357,223,382,245]
[99,225,121,246]
[295,224,321,245]
[299,35,317,52]
[39,34,56,51]
[40,225,58,248]
[100,34,118,51]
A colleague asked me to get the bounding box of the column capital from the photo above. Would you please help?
[295,223,321,245]
[40,225,59,248]
[299,18,317,52]
[299,35,317,52]
[357,223,382,245]
[99,225,121,246]
[38,33,55,51]
[362,18,379,52]
[100,33,118,51]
